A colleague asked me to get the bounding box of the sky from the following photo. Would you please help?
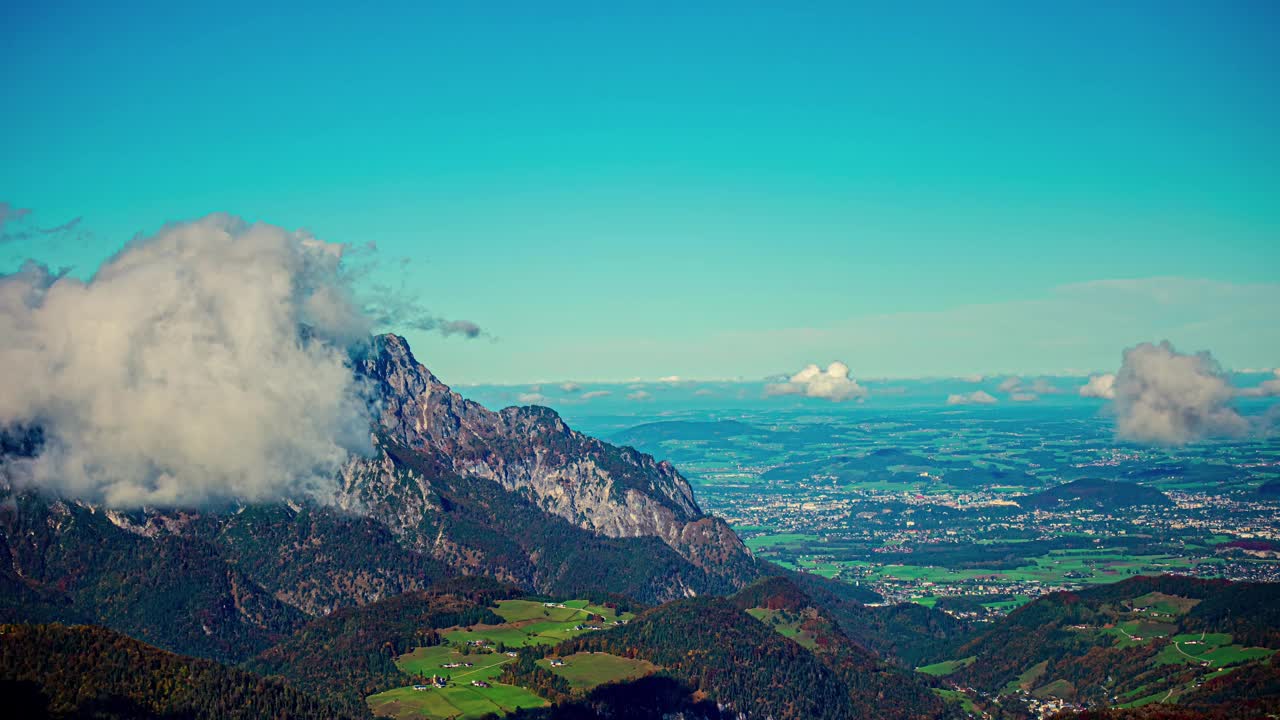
[2,1,1278,385]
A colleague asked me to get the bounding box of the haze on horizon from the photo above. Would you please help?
[2,1,1278,386]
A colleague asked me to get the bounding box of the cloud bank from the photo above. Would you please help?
[766,362,867,402]
[0,214,375,507]
[1239,369,1280,398]
[1110,341,1247,445]
[946,390,998,406]
[1079,373,1117,399]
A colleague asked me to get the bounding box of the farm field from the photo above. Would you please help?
[443,599,634,649]
[368,597,636,719]
[536,652,658,690]
[1154,632,1275,669]
[745,607,820,649]
[396,646,511,682]
[917,656,975,677]
[367,683,547,720]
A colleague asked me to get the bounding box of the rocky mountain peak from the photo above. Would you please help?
[345,334,749,578]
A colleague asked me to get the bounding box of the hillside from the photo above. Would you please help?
[929,575,1280,711]
[1019,478,1172,511]
[0,623,359,720]
[247,578,515,715]
[503,576,959,720]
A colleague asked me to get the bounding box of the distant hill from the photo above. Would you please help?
[612,419,767,445]
[1019,478,1171,510]
[0,623,358,720]
[1060,653,1280,719]
[938,575,1280,710]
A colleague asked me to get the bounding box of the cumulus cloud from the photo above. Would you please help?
[0,214,376,507]
[1029,378,1063,395]
[1110,341,1248,445]
[516,392,547,404]
[999,376,1063,396]
[766,362,867,402]
[657,375,682,384]
[1238,369,1280,398]
[581,390,611,400]
[960,374,985,383]
[626,390,653,401]
[1079,373,1117,399]
[946,390,998,406]
[559,382,582,393]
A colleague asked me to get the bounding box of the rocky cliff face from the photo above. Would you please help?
[341,334,750,578]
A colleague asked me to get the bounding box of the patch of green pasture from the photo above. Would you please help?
[537,652,658,690]
[493,600,587,623]
[917,656,975,677]
[932,688,977,713]
[1000,660,1047,695]
[396,646,512,681]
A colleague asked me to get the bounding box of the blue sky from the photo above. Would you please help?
[2,1,1278,384]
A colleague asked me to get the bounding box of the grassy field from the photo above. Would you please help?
[442,598,635,649]
[932,688,977,713]
[537,652,658,690]
[745,607,820,649]
[1130,591,1200,616]
[367,682,547,720]
[1000,660,1047,695]
[917,656,975,677]
[369,597,637,719]
[396,646,511,682]
[1154,632,1275,669]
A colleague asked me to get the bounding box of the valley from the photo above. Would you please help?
[604,411,1280,612]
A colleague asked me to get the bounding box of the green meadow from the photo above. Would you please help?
[537,652,658,690]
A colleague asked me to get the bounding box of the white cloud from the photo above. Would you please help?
[581,390,611,400]
[559,381,581,393]
[626,390,653,401]
[766,362,867,402]
[1029,378,1064,395]
[1079,373,1117,399]
[657,375,682,384]
[1000,376,1063,396]
[1239,369,1280,398]
[0,214,373,507]
[946,390,998,406]
[1010,392,1038,402]
[516,392,547,404]
[959,374,985,383]
[1110,341,1248,445]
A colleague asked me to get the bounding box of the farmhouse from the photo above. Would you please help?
[472,680,491,688]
